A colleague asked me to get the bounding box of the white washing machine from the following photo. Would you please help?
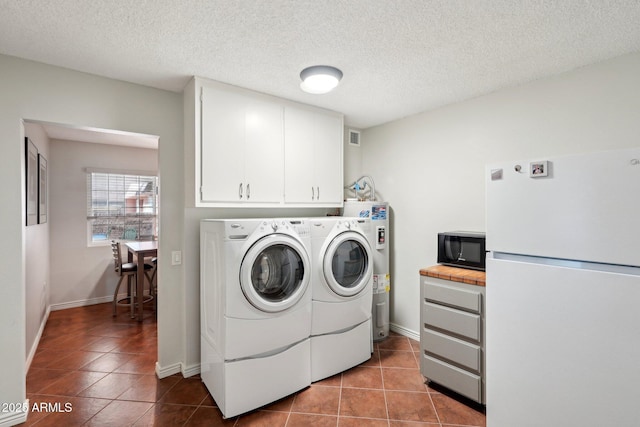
[309,217,373,382]
[200,218,312,418]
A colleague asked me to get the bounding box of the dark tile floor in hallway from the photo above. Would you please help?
[23,303,485,426]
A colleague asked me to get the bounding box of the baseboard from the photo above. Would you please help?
[390,322,420,342]
[50,295,114,311]
[0,399,28,427]
[181,362,201,378]
[155,361,182,379]
[155,361,201,379]
[26,306,51,372]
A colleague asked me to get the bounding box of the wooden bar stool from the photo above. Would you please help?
[111,240,154,318]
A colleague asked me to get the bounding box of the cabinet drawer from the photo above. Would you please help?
[422,328,481,372]
[424,281,482,313]
[422,354,482,403]
[424,302,481,341]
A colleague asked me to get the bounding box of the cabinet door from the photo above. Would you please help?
[284,106,316,202]
[244,99,284,203]
[201,84,284,204]
[201,85,246,203]
[312,112,343,204]
[284,106,343,204]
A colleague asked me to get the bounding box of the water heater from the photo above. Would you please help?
[343,201,390,341]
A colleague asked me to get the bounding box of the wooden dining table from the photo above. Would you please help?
[125,241,158,321]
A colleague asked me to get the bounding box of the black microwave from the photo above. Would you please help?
[437,231,486,271]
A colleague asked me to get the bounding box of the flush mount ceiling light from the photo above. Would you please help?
[299,65,343,94]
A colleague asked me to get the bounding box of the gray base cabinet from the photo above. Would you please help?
[420,276,485,404]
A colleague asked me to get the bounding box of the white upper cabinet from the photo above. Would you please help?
[284,106,343,205]
[186,77,343,207]
[200,83,283,204]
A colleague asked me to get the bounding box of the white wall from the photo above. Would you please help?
[360,52,640,338]
[49,139,157,309]
[0,54,182,425]
[343,127,363,192]
[23,123,50,369]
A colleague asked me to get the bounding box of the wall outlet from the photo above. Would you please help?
[171,251,182,265]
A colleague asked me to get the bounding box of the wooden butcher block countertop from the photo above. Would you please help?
[419,265,486,287]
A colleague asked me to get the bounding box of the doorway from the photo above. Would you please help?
[23,120,160,369]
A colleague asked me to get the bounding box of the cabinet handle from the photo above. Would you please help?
[317,186,320,200]
[239,183,243,199]
[311,186,315,200]
[246,183,250,200]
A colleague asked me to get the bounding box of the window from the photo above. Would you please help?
[87,171,158,243]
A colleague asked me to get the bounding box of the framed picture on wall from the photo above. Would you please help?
[530,160,549,178]
[25,137,38,226]
[38,153,47,224]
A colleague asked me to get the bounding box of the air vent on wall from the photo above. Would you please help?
[349,129,361,147]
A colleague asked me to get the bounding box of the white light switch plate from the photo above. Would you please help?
[171,251,182,265]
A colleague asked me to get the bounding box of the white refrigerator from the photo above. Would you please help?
[486,147,640,427]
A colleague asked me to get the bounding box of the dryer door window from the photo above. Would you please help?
[241,234,310,313]
[323,232,372,297]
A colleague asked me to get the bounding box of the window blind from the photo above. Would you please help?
[87,172,158,242]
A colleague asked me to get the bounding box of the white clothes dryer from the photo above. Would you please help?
[309,217,373,382]
[200,218,312,418]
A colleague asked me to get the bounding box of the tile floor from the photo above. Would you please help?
[23,303,485,426]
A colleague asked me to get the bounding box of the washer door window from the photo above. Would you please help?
[240,234,310,313]
[323,232,372,297]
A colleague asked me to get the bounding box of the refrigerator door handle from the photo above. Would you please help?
[491,252,640,276]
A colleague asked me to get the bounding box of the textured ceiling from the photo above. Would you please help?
[2,0,640,129]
